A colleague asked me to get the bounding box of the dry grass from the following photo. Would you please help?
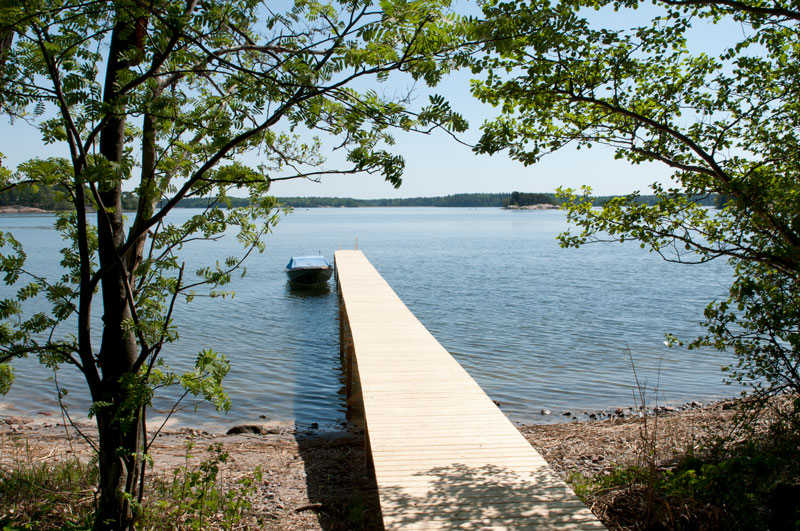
[0,418,380,530]
[522,397,800,530]
[520,401,739,479]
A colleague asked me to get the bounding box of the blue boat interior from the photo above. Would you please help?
[286,256,332,269]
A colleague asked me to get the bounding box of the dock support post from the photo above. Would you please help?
[338,297,345,361]
[337,261,356,404]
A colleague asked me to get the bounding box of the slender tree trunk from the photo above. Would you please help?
[92,13,146,531]
[127,87,163,273]
[93,178,143,530]
[0,28,13,69]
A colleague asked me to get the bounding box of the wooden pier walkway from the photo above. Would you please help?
[335,250,604,530]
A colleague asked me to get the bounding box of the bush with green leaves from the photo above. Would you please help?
[144,440,264,531]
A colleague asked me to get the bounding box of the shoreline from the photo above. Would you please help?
[0,395,734,438]
[0,204,564,215]
[0,397,743,530]
[0,399,760,531]
[0,396,738,441]
[502,203,560,210]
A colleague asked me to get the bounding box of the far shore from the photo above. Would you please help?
[0,203,565,214]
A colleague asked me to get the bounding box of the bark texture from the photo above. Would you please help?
[92,13,147,531]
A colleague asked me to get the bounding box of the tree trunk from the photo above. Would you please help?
[0,28,13,70]
[91,12,147,531]
[93,180,144,531]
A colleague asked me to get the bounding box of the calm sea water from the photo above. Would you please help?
[0,208,736,431]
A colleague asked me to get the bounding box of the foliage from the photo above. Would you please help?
[592,194,718,207]
[0,0,471,528]
[0,453,97,530]
[0,158,75,211]
[142,440,264,531]
[569,412,800,530]
[472,0,800,413]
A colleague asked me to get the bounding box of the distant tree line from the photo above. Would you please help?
[160,193,511,208]
[502,191,718,208]
[0,183,139,211]
[0,183,73,210]
[2,185,720,210]
[282,193,510,207]
[161,196,251,209]
[4,187,513,209]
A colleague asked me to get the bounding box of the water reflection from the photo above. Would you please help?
[284,282,332,298]
[280,281,346,432]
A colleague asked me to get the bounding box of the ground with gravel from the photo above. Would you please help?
[0,400,759,530]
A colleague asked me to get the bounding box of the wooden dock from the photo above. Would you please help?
[335,250,604,530]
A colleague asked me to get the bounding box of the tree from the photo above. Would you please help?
[504,191,558,207]
[471,1,800,415]
[0,1,470,528]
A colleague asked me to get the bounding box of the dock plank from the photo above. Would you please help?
[335,250,604,530]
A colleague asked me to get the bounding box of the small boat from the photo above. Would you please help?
[284,255,334,287]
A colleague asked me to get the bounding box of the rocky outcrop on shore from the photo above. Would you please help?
[0,205,48,213]
[536,398,722,421]
[503,203,560,210]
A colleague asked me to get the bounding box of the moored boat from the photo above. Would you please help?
[284,255,334,287]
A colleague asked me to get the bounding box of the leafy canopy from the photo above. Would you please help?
[472,0,800,407]
[0,0,472,397]
[0,2,474,526]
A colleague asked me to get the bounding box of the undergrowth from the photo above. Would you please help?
[0,451,97,530]
[4,406,799,530]
[0,438,266,531]
[139,440,265,530]
[569,402,800,530]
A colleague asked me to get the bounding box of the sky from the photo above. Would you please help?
[0,71,671,199]
[259,67,675,199]
[240,67,675,199]
[0,4,743,200]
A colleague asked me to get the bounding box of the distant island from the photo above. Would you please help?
[502,192,559,209]
[0,185,719,211]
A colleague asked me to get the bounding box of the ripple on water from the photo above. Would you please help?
[1,208,739,430]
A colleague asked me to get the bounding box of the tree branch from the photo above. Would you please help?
[659,0,800,21]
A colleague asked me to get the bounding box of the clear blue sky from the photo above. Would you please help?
[0,5,741,200]
[0,68,670,199]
